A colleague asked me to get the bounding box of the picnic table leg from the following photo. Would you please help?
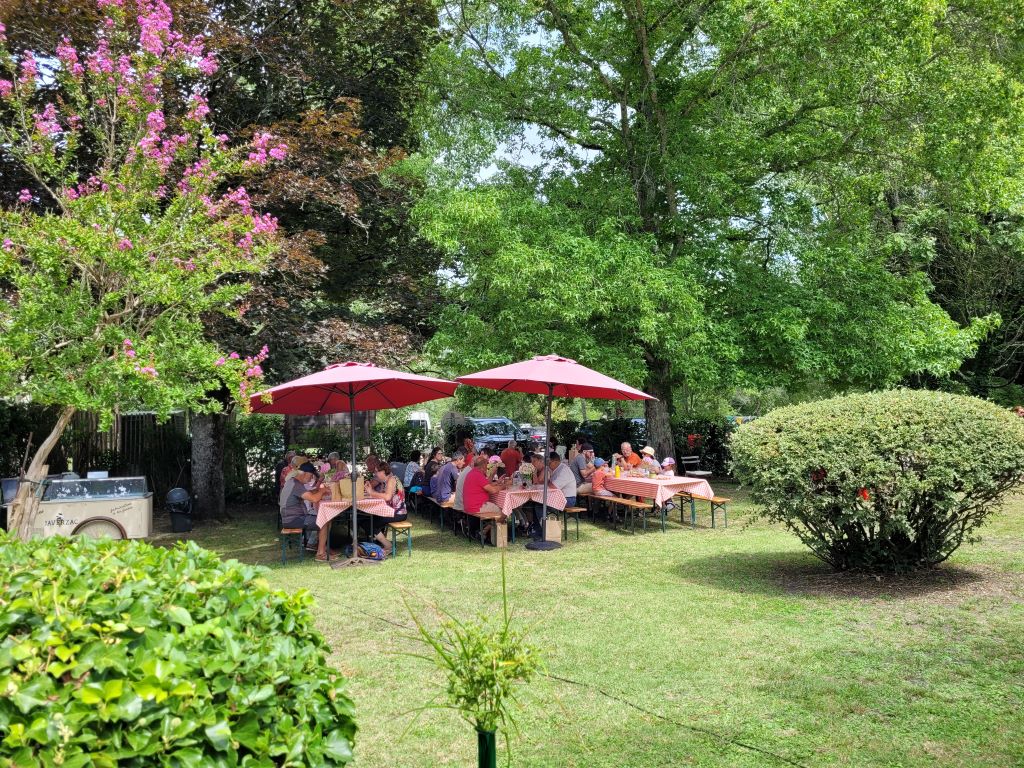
[660,503,666,533]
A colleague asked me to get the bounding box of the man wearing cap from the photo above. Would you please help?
[280,462,330,555]
[571,442,597,495]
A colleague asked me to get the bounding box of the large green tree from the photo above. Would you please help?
[417,0,1023,456]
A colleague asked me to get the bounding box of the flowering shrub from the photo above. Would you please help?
[0,534,356,766]
[0,1,285,535]
[731,390,1024,572]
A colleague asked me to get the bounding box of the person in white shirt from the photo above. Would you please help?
[546,451,577,506]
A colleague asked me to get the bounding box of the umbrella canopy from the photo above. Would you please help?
[249,361,456,567]
[456,355,654,550]
[455,355,653,401]
[249,362,458,415]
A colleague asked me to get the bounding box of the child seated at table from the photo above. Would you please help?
[659,457,676,477]
[591,458,614,496]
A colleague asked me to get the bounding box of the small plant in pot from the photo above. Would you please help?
[404,555,541,767]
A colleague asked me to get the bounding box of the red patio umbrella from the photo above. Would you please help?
[456,355,654,549]
[250,362,458,565]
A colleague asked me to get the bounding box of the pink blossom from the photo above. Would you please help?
[34,104,62,137]
[117,238,133,251]
[2,239,14,251]
[56,37,85,77]
[19,53,38,85]
[214,357,226,366]
[269,144,288,161]
[135,365,158,378]
[146,110,165,132]
[197,53,218,76]
[137,0,175,57]
[229,351,239,359]
[187,94,210,121]
[87,40,114,75]
[126,349,137,358]
[18,189,32,204]
[251,213,278,235]
[154,185,167,199]
[64,187,80,201]
[245,365,263,377]
[0,81,12,99]
[123,339,133,347]
[0,23,6,44]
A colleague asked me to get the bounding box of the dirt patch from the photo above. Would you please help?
[679,550,1024,605]
[770,561,1024,605]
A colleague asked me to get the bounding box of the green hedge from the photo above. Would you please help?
[0,537,356,767]
[732,390,1024,572]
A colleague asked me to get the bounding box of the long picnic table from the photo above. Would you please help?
[598,475,715,532]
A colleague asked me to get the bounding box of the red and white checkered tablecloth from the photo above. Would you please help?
[490,485,567,517]
[316,498,396,529]
[602,476,713,507]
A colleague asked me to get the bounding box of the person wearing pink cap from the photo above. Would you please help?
[659,457,676,477]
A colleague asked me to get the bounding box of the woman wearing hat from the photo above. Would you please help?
[639,446,661,473]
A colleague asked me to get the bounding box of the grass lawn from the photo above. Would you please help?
[163,484,1024,767]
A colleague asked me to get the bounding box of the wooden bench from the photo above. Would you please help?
[710,497,730,528]
[279,527,305,565]
[386,520,413,558]
[675,493,728,528]
[548,507,589,544]
[466,509,505,547]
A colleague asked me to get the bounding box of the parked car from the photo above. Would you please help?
[519,423,547,447]
[467,417,533,453]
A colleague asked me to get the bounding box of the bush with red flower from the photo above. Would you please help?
[732,390,1024,572]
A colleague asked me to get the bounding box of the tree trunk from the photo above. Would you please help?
[191,411,227,521]
[8,405,76,540]
[643,352,676,460]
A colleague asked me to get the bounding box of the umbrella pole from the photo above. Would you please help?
[351,393,358,557]
[332,391,378,567]
[527,384,561,551]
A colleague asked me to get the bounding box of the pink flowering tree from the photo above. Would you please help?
[0,1,286,539]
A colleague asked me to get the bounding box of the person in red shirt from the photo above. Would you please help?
[463,455,512,542]
[463,455,509,516]
[500,440,523,474]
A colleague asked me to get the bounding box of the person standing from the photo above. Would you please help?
[500,439,523,474]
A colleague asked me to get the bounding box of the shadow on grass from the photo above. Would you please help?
[677,549,989,601]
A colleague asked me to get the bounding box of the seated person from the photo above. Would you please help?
[454,452,476,512]
[571,443,597,494]
[433,451,465,504]
[614,442,642,470]
[547,451,578,507]
[463,455,511,541]
[423,447,445,483]
[403,450,422,487]
[364,463,406,555]
[280,462,330,558]
[486,455,504,479]
[591,458,614,496]
[659,457,676,476]
[638,446,661,473]
[324,452,350,483]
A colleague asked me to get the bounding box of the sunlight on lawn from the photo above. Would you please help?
[178,485,1024,767]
